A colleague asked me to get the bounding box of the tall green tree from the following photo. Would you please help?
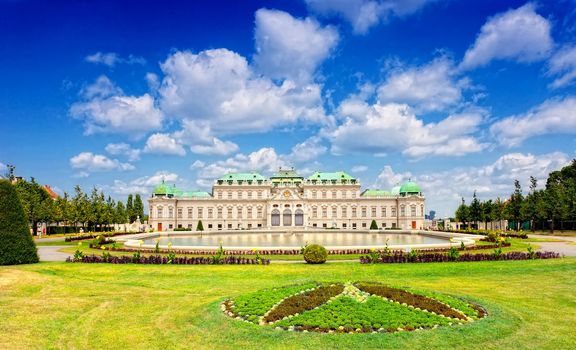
[126,194,134,223]
[507,180,524,231]
[115,201,127,226]
[455,199,470,229]
[0,180,39,265]
[72,185,89,231]
[493,197,506,231]
[522,176,541,232]
[481,200,493,230]
[134,194,144,222]
[14,178,52,235]
[469,191,481,229]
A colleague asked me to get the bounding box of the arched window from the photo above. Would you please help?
[283,209,292,226]
[271,209,280,226]
[295,209,304,226]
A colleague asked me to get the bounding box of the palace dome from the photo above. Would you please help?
[399,180,421,194]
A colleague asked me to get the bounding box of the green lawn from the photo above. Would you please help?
[1,258,575,349]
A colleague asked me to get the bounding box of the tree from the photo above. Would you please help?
[507,180,524,231]
[196,220,204,231]
[72,185,89,231]
[126,194,135,223]
[14,178,52,235]
[0,180,39,265]
[493,197,506,230]
[455,199,469,229]
[134,194,144,222]
[3,164,15,181]
[522,176,541,232]
[544,179,567,233]
[370,219,378,230]
[469,191,481,229]
[481,200,493,230]
[115,201,127,228]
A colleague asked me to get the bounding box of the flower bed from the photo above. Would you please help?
[359,251,560,264]
[222,282,485,333]
[67,254,269,265]
[64,231,143,242]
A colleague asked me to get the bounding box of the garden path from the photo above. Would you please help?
[528,234,576,257]
[37,246,70,262]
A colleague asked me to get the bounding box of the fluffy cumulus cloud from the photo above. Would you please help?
[330,102,488,157]
[85,52,146,67]
[490,96,576,147]
[375,152,569,216]
[111,171,180,195]
[69,152,134,174]
[192,147,286,187]
[158,49,329,134]
[172,119,238,156]
[143,133,186,156]
[105,143,141,161]
[305,0,438,34]
[70,76,163,138]
[254,8,339,82]
[547,45,576,89]
[461,3,553,70]
[377,58,469,113]
[286,136,327,163]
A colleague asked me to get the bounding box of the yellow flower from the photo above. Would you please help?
[100,246,106,250]
[168,242,173,248]
[220,240,223,245]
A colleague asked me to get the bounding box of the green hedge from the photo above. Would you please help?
[303,244,328,264]
[0,180,39,265]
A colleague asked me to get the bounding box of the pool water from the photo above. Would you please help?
[142,231,450,249]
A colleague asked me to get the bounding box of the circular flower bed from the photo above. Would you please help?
[222,282,486,333]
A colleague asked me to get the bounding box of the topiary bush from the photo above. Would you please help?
[0,180,39,265]
[370,220,378,230]
[303,244,328,264]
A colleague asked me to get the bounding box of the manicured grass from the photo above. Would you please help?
[1,258,575,349]
[35,240,78,247]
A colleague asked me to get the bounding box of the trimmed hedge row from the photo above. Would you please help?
[355,283,467,320]
[263,284,344,323]
[67,254,270,265]
[359,251,560,264]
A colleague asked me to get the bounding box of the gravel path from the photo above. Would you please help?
[528,234,576,257]
[37,246,70,262]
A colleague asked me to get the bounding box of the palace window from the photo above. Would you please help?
[168,207,173,219]
[198,207,203,219]
[400,206,405,217]
[322,206,327,218]
[411,205,416,217]
[381,207,387,217]
[421,205,424,216]
[247,191,252,199]
[237,206,243,218]
[312,206,318,218]
[351,191,357,198]
[237,191,242,199]
[351,207,357,218]
[257,206,263,219]
[371,207,376,217]
[312,190,317,199]
[361,206,367,218]
[217,207,223,219]
[247,206,253,218]
[332,190,337,199]
[227,206,233,218]
[391,207,397,217]
[322,191,327,199]
[207,208,213,219]
[257,191,262,199]
[177,208,183,219]
[157,207,163,219]
[227,192,232,200]
[342,206,347,218]
[332,206,337,218]
[217,192,222,199]
[187,207,193,219]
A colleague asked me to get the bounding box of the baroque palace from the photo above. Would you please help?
[148,169,425,231]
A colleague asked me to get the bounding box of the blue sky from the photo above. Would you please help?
[1,0,576,217]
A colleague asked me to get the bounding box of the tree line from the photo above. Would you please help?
[4,170,145,234]
[455,160,576,232]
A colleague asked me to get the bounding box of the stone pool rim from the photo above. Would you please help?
[118,229,480,251]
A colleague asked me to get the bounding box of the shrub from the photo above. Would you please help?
[370,220,378,230]
[303,244,328,264]
[0,180,39,265]
[196,220,204,231]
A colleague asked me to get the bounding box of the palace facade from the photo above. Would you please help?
[148,169,425,231]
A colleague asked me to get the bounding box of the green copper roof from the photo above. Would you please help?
[153,181,211,198]
[218,172,266,181]
[153,180,169,195]
[180,191,211,198]
[400,180,422,194]
[270,169,302,179]
[361,189,392,197]
[390,185,401,195]
[307,171,355,181]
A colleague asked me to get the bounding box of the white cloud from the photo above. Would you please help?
[143,133,186,156]
[69,152,134,174]
[351,165,368,173]
[111,171,180,195]
[192,148,286,187]
[547,45,576,89]
[490,96,576,147]
[158,49,329,134]
[461,3,553,70]
[105,143,141,161]
[85,52,146,67]
[70,76,163,138]
[305,0,438,34]
[286,136,327,163]
[330,102,488,157]
[254,8,339,82]
[375,165,412,189]
[172,119,238,156]
[377,58,468,113]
